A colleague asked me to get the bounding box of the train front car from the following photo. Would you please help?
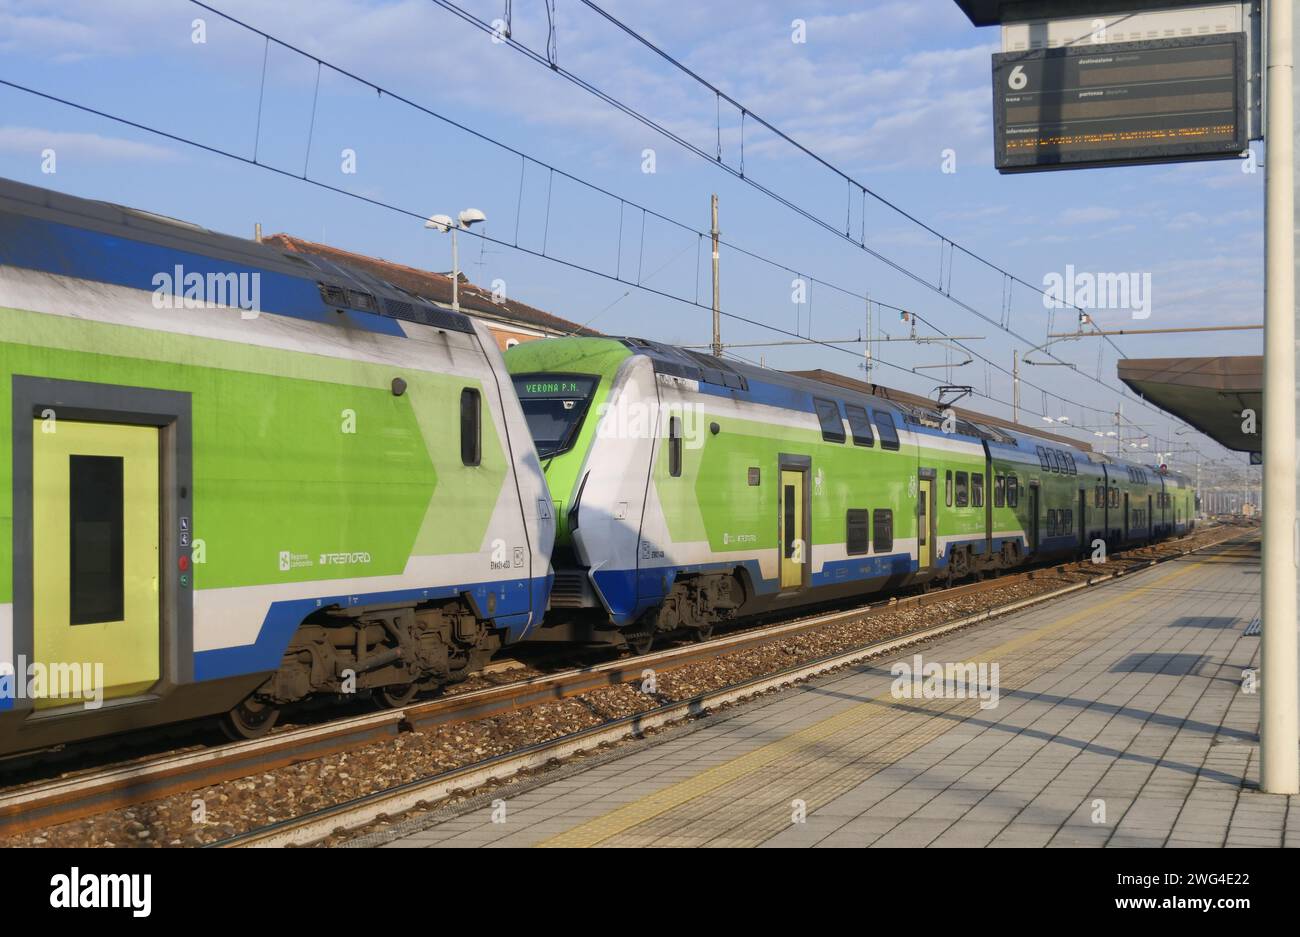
[0,179,554,754]
[509,336,1012,651]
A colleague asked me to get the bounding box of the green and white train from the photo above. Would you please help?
[0,177,1195,756]
[0,178,554,752]
[506,336,1196,651]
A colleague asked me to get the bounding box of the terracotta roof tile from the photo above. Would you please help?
[264,233,599,336]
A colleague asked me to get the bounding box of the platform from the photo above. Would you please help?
[379,534,1299,848]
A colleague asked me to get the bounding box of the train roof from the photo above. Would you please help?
[609,337,1190,481]
[0,176,476,336]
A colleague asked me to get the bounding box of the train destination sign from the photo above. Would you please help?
[993,34,1246,173]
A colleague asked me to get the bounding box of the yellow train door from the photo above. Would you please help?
[32,420,160,707]
[917,478,932,569]
[779,469,805,590]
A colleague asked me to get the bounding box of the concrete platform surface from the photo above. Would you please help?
[382,534,1299,848]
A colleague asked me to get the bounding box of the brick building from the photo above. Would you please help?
[263,234,597,349]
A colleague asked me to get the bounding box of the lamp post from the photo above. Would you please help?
[425,209,487,314]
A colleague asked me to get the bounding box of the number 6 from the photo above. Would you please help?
[1008,65,1027,90]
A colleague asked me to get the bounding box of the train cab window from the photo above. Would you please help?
[1007,475,1019,507]
[669,416,683,477]
[945,470,953,507]
[994,475,1006,508]
[972,473,984,508]
[70,455,125,625]
[460,388,482,466]
[511,373,599,458]
[1036,446,1051,470]
[872,410,901,451]
[844,404,874,447]
[846,509,870,556]
[872,509,893,553]
[814,397,845,444]
[955,471,969,507]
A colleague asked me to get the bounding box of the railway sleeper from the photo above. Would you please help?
[224,600,501,738]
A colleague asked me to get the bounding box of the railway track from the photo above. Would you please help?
[0,524,1244,844]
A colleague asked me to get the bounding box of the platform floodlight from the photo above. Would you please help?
[425,214,453,233]
[458,208,487,227]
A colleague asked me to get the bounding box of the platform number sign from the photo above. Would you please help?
[993,34,1247,173]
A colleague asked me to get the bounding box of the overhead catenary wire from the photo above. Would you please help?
[3,1,1223,460]
[424,0,1140,395]
[165,2,1130,425]
[0,76,1064,427]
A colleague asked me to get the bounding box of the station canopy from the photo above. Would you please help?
[951,0,1223,26]
[1117,356,1262,452]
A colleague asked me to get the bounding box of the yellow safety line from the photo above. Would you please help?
[537,555,1209,848]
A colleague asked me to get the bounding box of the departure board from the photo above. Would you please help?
[993,34,1246,172]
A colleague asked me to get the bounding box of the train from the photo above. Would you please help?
[504,336,1196,651]
[0,178,1194,756]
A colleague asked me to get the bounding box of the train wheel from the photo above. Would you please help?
[625,630,655,656]
[373,682,420,709]
[221,697,280,741]
[692,622,715,643]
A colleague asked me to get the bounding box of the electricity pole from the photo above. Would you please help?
[1260,0,1298,794]
[710,194,721,357]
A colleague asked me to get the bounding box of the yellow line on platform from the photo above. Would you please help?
[537,555,1211,848]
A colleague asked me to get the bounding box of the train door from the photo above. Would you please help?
[1078,488,1087,553]
[32,420,161,707]
[778,464,808,591]
[1123,492,1131,542]
[917,476,933,572]
[1028,484,1040,553]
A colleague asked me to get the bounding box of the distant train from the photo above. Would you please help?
[504,336,1195,652]
[0,178,1193,757]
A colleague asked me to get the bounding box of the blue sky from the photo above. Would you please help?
[0,0,1265,470]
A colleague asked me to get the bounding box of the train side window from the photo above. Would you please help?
[872,509,893,553]
[846,509,870,556]
[813,397,845,444]
[70,455,125,625]
[955,471,969,507]
[1047,509,1056,537]
[1036,446,1050,470]
[844,404,874,447]
[972,473,984,508]
[460,388,482,466]
[1095,485,1103,508]
[669,416,683,477]
[1065,453,1077,475]
[994,475,1005,508]
[945,470,953,507]
[1007,475,1019,507]
[872,410,901,451]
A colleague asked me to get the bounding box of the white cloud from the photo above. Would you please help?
[0,125,175,162]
